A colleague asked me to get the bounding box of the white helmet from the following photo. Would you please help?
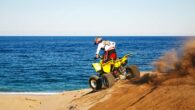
[94,37,102,45]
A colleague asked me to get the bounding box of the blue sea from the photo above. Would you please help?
[0,36,187,92]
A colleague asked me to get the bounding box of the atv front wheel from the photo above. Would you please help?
[102,73,115,88]
[89,75,102,91]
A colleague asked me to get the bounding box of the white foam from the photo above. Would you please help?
[0,92,60,95]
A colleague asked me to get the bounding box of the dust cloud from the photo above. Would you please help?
[154,39,195,76]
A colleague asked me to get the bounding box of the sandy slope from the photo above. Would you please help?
[0,72,195,110]
[90,73,195,110]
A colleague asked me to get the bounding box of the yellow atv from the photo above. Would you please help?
[89,53,140,91]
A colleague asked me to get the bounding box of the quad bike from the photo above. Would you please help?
[89,53,140,91]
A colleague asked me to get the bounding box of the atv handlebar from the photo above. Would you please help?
[94,55,103,60]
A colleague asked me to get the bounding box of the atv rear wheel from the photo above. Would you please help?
[126,65,140,79]
[102,73,115,88]
[89,75,102,91]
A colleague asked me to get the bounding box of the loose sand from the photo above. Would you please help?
[90,74,195,110]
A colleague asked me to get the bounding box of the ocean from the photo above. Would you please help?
[0,36,187,92]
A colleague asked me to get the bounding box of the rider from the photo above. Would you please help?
[94,37,117,63]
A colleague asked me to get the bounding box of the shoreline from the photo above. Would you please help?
[0,88,90,95]
[0,71,152,96]
[0,92,60,95]
[0,89,90,95]
[0,71,152,95]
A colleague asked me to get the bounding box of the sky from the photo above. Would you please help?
[0,0,194,36]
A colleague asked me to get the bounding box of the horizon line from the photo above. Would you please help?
[0,35,194,37]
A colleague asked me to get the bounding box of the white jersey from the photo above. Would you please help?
[96,40,116,55]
